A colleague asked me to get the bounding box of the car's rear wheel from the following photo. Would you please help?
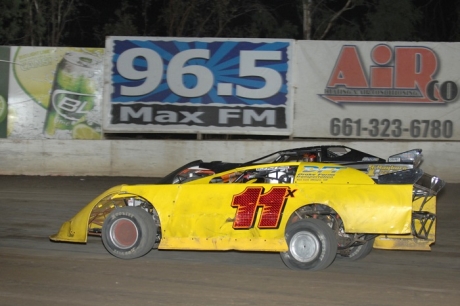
[102,207,156,259]
[280,219,337,271]
[337,237,374,261]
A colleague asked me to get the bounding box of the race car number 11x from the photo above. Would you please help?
[231,186,296,229]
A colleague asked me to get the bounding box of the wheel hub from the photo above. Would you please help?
[110,218,139,249]
[290,231,320,263]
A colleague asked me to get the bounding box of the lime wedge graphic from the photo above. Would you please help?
[72,124,101,140]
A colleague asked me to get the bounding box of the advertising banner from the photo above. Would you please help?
[7,47,104,139]
[294,41,460,140]
[104,37,294,135]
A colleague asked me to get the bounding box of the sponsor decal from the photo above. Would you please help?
[302,165,346,173]
[296,165,346,182]
[367,164,411,177]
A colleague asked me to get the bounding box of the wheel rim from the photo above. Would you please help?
[109,218,139,249]
[289,231,320,263]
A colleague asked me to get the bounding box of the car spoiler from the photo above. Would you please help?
[377,167,445,241]
[388,149,423,167]
[377,168,445,198]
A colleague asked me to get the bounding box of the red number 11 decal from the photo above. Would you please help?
[231,186,293,229]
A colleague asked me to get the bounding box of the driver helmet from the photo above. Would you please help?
[303,153,316,162]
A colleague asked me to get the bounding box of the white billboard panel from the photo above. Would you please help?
[293,41,460,140]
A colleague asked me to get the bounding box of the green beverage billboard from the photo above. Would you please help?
[43,52,102,139]
[10,47,104,139]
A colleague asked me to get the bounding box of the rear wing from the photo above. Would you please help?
[378,168,445,240]
[413,171,445,197]
[411,171,445,218]
[377,168,445,193]
[377,168,424,185]
[377,168,445,207]
[388,149,423,168]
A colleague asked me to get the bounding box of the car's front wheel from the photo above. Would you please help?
[280,219,337,271]
[102,207,156,259]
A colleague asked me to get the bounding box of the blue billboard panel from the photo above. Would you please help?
[104,37,294,134]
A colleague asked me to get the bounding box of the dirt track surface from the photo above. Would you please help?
[1,175,459,306]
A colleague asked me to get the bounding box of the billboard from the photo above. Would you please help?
[294,41,460,140]
[2,40,460,141]
[103,37,294,135]
[7,47,104,139]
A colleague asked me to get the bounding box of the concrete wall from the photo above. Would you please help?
[0,139,458,182]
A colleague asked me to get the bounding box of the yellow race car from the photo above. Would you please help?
[50,161,444,271]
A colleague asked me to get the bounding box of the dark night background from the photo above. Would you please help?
[1,0,456,48]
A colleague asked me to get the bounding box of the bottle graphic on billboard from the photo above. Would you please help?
[44,52,103,139]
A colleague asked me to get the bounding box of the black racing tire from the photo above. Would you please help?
[280,219,337,271]
[102,207,157,259]
[336,238,374,261]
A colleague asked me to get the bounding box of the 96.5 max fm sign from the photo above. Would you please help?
[103,37,294,134]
